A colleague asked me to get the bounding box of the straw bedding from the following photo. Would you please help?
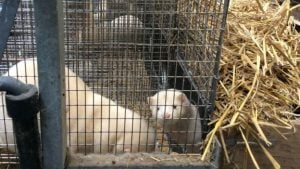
[200,0,300,168]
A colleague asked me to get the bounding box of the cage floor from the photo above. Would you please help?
[67,153,211,168]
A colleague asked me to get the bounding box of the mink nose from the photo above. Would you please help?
[164,113,171,119]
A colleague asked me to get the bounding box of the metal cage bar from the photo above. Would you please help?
[0,0,230,168]
[33,0,66,168]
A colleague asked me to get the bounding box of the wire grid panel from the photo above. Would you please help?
[0,0,36,167]
[0,0,228,166]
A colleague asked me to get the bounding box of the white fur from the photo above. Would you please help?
[147,89,202,153]
[80,15,143,43]
[0,58,155,154]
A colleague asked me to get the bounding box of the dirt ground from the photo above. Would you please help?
[221,120,300,169]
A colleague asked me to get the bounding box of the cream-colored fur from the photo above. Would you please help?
[147,89,202,153]
[0,58,155,154]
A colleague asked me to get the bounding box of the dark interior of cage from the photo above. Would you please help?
[0,0,219,163]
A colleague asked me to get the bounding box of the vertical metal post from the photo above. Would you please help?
[209,0,230,110]
[33,0,66,169]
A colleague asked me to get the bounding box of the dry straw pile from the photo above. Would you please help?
[202,0,300,168]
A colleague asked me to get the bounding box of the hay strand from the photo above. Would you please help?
[202,0,300,168]
[240,127,260,169]
[201,103,233,161]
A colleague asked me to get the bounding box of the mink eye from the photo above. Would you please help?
[173,105,177,109]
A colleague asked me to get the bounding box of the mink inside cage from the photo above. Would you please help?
[0,0,228,168]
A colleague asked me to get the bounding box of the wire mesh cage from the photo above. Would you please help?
[0,0,229,168]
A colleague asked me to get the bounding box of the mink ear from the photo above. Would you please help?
[179,92,188,104]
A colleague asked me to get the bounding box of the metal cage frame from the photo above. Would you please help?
[0,0,229,168]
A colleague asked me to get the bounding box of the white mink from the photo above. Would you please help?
[79,15,143,43]
[147,89,202,153]
[0,58,155,154]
